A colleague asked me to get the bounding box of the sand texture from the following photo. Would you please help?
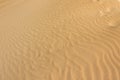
[0,0,120,80]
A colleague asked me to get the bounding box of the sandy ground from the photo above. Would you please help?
[0,0,120,80]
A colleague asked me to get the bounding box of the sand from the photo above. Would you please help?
[0,0,120,80]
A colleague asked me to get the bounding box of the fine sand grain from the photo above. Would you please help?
[0,0,120,80]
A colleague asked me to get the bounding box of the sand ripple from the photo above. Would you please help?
[0,0,120,80]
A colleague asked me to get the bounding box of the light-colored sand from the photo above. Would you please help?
[0,0,120,80]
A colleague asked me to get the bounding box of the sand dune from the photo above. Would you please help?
[0,0,120,80]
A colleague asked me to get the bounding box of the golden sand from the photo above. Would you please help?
[0,0,120,80]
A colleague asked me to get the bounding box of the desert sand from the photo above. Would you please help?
[0,0,120,80]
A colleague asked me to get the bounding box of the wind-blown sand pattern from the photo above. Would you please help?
[0,0,120,80]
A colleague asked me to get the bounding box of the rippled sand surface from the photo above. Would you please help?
[0,0,120,80]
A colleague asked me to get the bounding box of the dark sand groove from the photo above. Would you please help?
[105,54,119,80]
[106,53,120,80]
[102,54,112,80]
[99,31,120,63]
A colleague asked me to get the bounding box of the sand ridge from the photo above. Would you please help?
[0,0,120,80]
